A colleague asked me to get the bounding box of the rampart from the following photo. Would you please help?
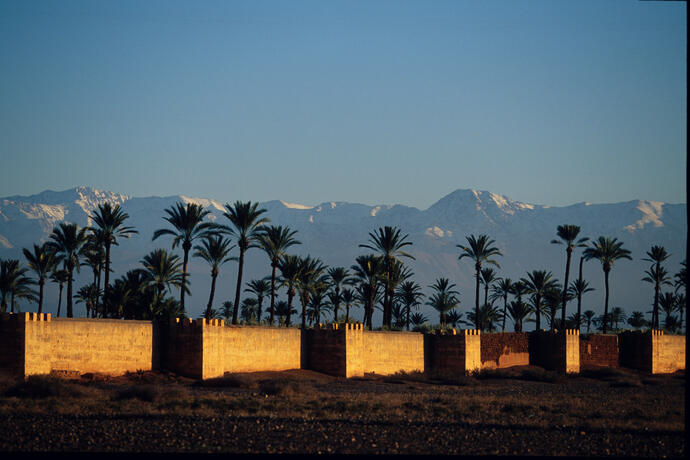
[480,332,530,369]
[580,334,619,368]
[0,313,684,379]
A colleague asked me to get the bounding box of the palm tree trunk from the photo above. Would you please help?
[301,292,309,329]
[38,279,45,314]
[406,303,411,331]
[57,283,63,317]
[577,257,583,331]
[67,268,73,318]
[11,291,15,313]
[475,264,481,330]
[603,269,610,334]
[269,263,277,325]
[561,248,572,331]
[95,263,102,318]
[286,286,294,326]
[180,244,190,314]
[205,272,218,319]
[502,295,507,333]
[257,295,264,324]
[334,286,340,323]
[535,294,541,330]
[103,242,112,315]
[383,259,391,328]
[232,248,245,324]
[653,263,660,329]
[346,303,350,323]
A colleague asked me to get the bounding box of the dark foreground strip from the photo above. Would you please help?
[0,413,684,456]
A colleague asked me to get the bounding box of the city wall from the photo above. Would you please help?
[0,313,684,380]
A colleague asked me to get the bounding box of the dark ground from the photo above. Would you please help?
[0,366,684,456]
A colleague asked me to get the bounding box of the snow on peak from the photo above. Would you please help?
[370,206,381,217]
[425,226,452,238]
[624,200,664,232]
[280,200,313,210]
[179,195,225,212]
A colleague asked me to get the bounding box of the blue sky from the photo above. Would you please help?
[0,0,686,209]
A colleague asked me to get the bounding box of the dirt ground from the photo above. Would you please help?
[0,365,684,456]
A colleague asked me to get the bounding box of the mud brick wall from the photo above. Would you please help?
[362,331,424,375]
[304,327,347,377]
[163,318,203,379]
[480,333,529,369]
[424,331,481,375]
[529,330,580,374]
[580,334,619,368]
[653,334,685,374]
[0,313,26,377]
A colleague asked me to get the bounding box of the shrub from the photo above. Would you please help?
[258,378,302,396]
[519,368,564,383]
[114,384,161,402]
[199,374,259,389]
[3,374,86,399]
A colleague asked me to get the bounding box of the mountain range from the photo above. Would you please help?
[0,186,686,328]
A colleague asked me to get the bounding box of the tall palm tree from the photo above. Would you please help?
[351,254,385,330]
[506,299,533,332]
[80,237,105,316]
[47,222,88,318]
[582,310,596,333]
[326,267,351,323]
[257,225,300,325]
[50,266,68,317]
[658,292,678,329]
[479,268,498,309]
[543,286,566,331]
[0,259,34,313]
[152,202,215,314]
[307,282,329,326]
[490,278,513,332]
[22,243,59,314]
[277,254,302,327]
[568,278,594,331]
[457,234,503,330]
[642,245,672,329]
[89,203,138,311]
[140,248,187,313]
[551,224,588,330]
[274,300,295,326]
[359,226,415,328]
[583,237,632,334]
[341,288,355,323]
[245,278,271,323]
[395,280,425,331]
[194,235,236,319]
[521,270,558,331]
[221,201,270,324]
[296,256,328,329]
[427,278,460,326]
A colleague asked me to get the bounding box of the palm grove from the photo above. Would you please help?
[0,202,687,335]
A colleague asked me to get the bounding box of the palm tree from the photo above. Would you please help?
[583,237,632,334]
[479,268,498,309]
[609,307,627,331]
[643,246,671,329]
[445,310,465,328]
[675,293,685,333]
[277,254,302,327]
[326,267,351,323]
[341,288,355,323]
[47,222,88,318]
[152,202,215,314]
[521,270,558,331]
[221,201,270,324]
[221,301,234,323]
[568,278,594,331]
[359,226,415,328]
[543,286,565,332]
[582,310,596,334]
[80,238,105,316]
[240,298,259,323]
[193,235,236,319]
[551,225,588,331]
[89,203,138,311]
[257,225,300,325]
[490,278,513,332]
[506,300,533,332]
[307,282,329,325]
[0,259,34,313]
[426,278,460,326]
[245,278,271,323]
[22,243,59,314]
[75,283,101,318]
[627,311,647,329]
[140,248,187,316]
[395,280,424,331]
[410,312,429,330]
[457,234,502,330]
[351,254,385,330]
[658,292,678,329]
[296,256,328,329]
[50,267,68,317]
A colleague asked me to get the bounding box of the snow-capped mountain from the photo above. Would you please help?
[0,186,686,327]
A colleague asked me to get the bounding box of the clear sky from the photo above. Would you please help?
[0,0,686,209]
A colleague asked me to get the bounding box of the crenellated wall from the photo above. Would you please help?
[0,313,684,379]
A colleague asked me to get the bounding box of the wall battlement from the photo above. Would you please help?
[0,314,684,379]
